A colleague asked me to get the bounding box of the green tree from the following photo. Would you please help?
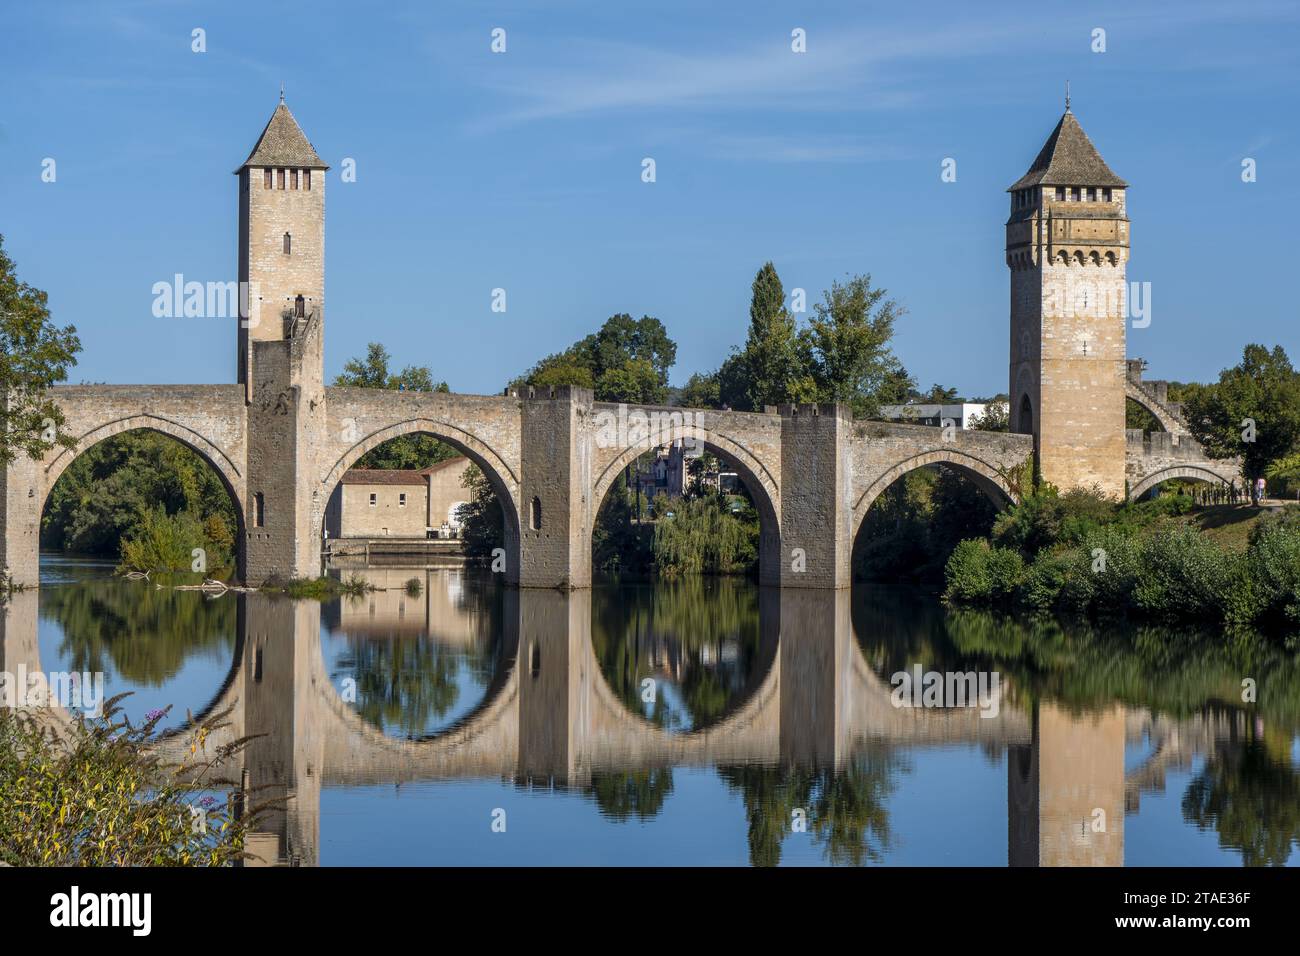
[1184,344,1300,480]
[0,235,82,465]
[973,400,1010,432]
[457,465,504,560]
[676,370,721,409]
[919,384,961,403]
[334,342,450,393]
[803,274,909,418]
[522,351,596,391]
[737,262,816,410]
[716,352,752,410]
[516,314,678,404]
[596,357,662,405]
[42,430,238,561]
[333,342,456,469]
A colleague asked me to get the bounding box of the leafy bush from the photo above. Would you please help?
[947,501,1300,639]
[992,485,1115,554]
[1017,549,1074,610]
[1131,526,1243,621]
[1067,526,1143,614]
[1246,510,1300,629]
[118,505,229,574]
[0,700,270,866]
[944,539,1022,603]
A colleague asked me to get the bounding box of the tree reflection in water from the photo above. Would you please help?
[855,583,1300,866]
[587,768,676,822]
[1183,736,1300,866]
[718,750,906,867]
[591,577,762,732]
[39,576,235,685]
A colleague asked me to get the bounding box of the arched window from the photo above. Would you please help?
[283,232,291,255]
[530,496,542,531]
[1018,394,1034,437]
[294,294,305,317]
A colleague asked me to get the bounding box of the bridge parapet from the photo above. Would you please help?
[848,420,1032,530]
[1126,359,1191,438]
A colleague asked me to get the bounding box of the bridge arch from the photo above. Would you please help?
[591,428,781,540]
[43,414,246,518]
[1128,464,1235,502]
[319,417,523,556]
[590,426,782,583]
[1125,379,1183,436]
[39,416,248,581]
[851,448,1017,543]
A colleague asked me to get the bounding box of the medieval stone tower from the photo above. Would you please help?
[1006,104,1130,498]
[236,98,330,582]
[236,94,327,390]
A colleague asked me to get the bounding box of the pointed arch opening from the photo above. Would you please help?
[320,420,521,581]
[36,424,246,730]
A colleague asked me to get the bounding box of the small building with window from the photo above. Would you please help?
[324,456,473,539]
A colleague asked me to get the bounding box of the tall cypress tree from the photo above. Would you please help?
[740,262,812,410]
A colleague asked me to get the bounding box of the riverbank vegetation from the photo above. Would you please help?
[0,700,267,866]
[943,487,1300,641]
[43,430,238,569]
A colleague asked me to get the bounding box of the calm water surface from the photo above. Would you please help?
[11,556,1300,866]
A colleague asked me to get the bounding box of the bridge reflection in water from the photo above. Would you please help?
[0,570,1258,867]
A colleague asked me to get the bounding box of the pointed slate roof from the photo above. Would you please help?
[236,101,328,172]
[1008,110,1126,191]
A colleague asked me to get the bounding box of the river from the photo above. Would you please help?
[9,555,1299,866]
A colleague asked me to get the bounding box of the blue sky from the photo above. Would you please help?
[1,0,1296,397]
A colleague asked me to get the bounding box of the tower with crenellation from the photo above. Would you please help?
[1007,99,1130,498]
[235,92,328,393]
[235,96,330,582]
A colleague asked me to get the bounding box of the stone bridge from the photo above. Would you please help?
[1,375,1033,589]
[1,99,1255,589]
[0,584,1245,866]
[1124,359,1241,498]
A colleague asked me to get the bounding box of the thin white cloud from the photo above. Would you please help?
[464,22,1020,133]
[459,2,1300,134]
